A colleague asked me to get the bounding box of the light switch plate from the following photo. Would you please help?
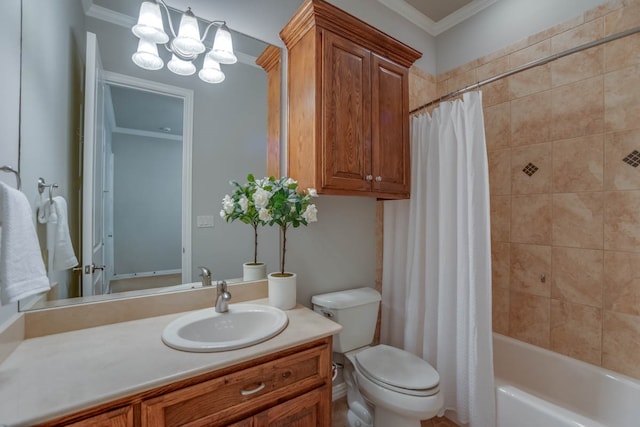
[197,215,214,228]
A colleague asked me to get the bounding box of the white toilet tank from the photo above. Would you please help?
[312,287,381,353]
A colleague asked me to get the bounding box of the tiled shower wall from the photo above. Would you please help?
[396,0,640,381]
[433,0,640,379]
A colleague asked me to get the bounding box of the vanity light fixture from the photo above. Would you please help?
[131,0,236,84]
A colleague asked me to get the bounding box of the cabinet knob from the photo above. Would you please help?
[375,176,382,182]
[366,175,373,181]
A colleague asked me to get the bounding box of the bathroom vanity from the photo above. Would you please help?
[0,282,341,426]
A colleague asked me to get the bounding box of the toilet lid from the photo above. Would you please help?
[354,345,440,396]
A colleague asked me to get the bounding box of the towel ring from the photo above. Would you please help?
[0,165,21,189]
[38,177,59,204]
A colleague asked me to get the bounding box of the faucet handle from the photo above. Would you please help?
[217,280,227,291]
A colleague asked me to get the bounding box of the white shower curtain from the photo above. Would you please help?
[382,92,495,426]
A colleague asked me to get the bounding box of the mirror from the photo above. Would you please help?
[19,0,281,309]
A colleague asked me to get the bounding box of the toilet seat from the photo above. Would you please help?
[354,345,440,397]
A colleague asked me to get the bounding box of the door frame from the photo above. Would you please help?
[102,70,194,285]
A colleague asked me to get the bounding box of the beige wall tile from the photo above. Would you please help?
[511,143,552,195]
[604,128,640,190]
[493,287,510,335]
[436,80,448,98]
[476,56,510,108]
[551,300,602,365]
[604,33,640,72]
[553,134,604,192]
[552,192,604,249]
[551,47,604,87]
[509,41,552,98]
[492,242,511,289]
[602,311,640,379]
[551,247,604,307]
[604,3,640,35]
[604,64,640,132]
[510,243,551,297]
[484,101,511,151]
[511,194,552,244]
[551,18,604,53]
[604,190,640,251]
[409,68,436,111]
[529,16,585,46]
[447,68,477,93]
[511,91,552,146]
[488,149,511,195]
[584,0,625,22]
[491,195,511,242]
[509,290,551,348]
[551,76,604,141]
[604,251,640,316]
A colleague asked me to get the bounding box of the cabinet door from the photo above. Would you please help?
[65,406,133,427]
[322,30,372,192]
[253,387,329,427]
[371,54,410,197]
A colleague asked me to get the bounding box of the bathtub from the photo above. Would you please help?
[493,333,640,427]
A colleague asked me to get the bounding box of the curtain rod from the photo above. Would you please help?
[411,24,640,115]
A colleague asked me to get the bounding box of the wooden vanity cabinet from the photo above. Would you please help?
[280,0,421,199]
[41,338,332,427]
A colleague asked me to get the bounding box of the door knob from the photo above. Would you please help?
[365,175,373,181]
[375,176,382,182]
[92,264,106,273]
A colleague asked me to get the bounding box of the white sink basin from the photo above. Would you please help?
[162,303,289,352]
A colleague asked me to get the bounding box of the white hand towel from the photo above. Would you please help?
[49,196,79,271]
[0,182,50,305]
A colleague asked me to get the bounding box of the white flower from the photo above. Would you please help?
[219,209,226,218]
[222,194,235,214]
[308,188,318,197]
[302,204,318,223]
[258,208,272,222]
[238,195,249,212]
[253,187,271,209]
[284,177,297,187]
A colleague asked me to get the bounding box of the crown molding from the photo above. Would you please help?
[377,0,497,36]
[83,0,135,29]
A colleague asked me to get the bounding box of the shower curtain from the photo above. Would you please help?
[381,92,495,426]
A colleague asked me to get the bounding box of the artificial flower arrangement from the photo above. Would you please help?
[220,174,268,265]
[220,175,318,275]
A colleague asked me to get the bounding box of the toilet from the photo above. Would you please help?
[312,287,443,427]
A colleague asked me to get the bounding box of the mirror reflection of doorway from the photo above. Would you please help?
[104,83,184,294]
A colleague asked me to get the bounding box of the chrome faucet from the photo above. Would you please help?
[197,266,212,287]
[215,280,231,313]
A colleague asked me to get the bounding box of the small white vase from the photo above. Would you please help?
[268,272,297,310]
[243,262,267,282]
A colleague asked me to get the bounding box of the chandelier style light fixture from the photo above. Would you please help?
[131,0,237,84]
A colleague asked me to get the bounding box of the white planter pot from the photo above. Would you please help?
[268,272,297,310]
[243,262,267,282]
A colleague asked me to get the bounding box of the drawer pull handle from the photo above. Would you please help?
[240,382,266,396]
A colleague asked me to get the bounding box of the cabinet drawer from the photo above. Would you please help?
[141,344,330,427]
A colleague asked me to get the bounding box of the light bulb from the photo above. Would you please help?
[132,1,169,44]
[171,8,205,56]
[132,39,164,70]
[210,23,237,65]
[199,53,225,84]
[168,54,196,76]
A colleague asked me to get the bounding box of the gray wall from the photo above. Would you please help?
[436,0,609,73]
[112,134,182,275]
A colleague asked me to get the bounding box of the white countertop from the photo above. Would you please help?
[0,300,341,426]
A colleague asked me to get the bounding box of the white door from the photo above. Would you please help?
[81,32,106,297]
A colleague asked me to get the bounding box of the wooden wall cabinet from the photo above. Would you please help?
[281,0,421,199]
[41,338,332,427]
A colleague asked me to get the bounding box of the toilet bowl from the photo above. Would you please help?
[347,345,444,425]
[312,287,444,427]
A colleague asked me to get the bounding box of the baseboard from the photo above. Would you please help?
[332,381,347,401]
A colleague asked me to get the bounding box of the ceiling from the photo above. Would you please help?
[377,0,497,36]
